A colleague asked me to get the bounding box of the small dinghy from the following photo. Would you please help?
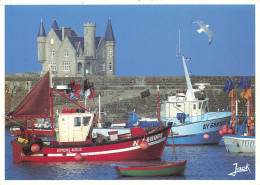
[114,160,187,177]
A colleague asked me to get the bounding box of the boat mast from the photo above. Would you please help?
[182,56,196,101]
[49,64,54,145]
[99,95,101,123]
[177,29,196,101]
[235,93,238,135]
[157,85,161,128]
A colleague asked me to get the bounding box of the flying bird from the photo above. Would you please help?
[192,21,213,45]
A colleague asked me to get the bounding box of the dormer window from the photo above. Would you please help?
[64,49,69,57]
[51,49,55,57]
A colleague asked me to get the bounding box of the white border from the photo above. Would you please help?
[1,1,259,185]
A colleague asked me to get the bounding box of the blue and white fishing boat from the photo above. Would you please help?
[160,30,231,145]
[222,77,255,153]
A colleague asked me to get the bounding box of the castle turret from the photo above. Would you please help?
[37,20,46,64]
[105,18,116,76]
[83,22,96,57]
[52,19,59,30]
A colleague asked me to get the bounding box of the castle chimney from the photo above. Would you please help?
[62,27,71,40]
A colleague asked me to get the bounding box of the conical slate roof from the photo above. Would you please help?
[52,19,59,30]
[105,19,115,42]
[38,20,46,37]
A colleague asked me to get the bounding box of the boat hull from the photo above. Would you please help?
[167,130,222,145]
[11,126,171,163]
[114,160,187,177]
[222,134,255,153]
[165,112,231,145]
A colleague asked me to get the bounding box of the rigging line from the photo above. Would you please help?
[171,135,178,160]
[173,103,185,113]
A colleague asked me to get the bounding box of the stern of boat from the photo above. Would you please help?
[11,140,24,163]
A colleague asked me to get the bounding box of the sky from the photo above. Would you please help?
[4,5,255,76]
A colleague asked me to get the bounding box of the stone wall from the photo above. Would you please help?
[5,75,255,127]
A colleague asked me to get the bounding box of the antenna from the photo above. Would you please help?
[176,29,181,58]
[179,29,180,54]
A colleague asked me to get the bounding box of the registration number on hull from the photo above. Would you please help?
[133,133,163,146]
[203,121,226,130]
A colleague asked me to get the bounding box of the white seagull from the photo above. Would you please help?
[192,21,213,45]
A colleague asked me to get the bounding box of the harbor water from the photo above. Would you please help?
[5,129,255,181]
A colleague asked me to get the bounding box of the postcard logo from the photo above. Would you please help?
[228,163,251,176]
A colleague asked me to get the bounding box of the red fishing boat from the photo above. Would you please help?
[7,72,171,163]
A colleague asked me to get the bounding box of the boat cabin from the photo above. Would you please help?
[56,112,94,143]
[161,93,209,120]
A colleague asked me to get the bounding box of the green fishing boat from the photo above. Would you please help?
[114,160,187,177]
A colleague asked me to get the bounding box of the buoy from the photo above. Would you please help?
[228,129,233,134]
[219,130,223,136]
[203,134,210,140]
[222,125,228,130]
[222,128,228,135]
[140,141,149,150]
[31,144,40,153]
[74,153,84,161]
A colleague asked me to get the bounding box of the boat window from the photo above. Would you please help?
[83,117,91,126]
[202,102,207,109]
[199,102,202,109]
[74,117,81,127]
[193,104,196,110]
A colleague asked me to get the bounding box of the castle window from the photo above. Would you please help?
[51,38,54,45]
[64,49,69,57]
[49,62,57,71]
[78,62,82,73]
[63,62,70,71]
[51,49,55,57]
[109,48,113,57]
[109,62,112,71]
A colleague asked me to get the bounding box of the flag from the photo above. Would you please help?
[241,88,251,100]
[85,89,91,99]
[229,89,234,97]
[223,78,236,93]
[91,88,96,98]
[237,76,251,90]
